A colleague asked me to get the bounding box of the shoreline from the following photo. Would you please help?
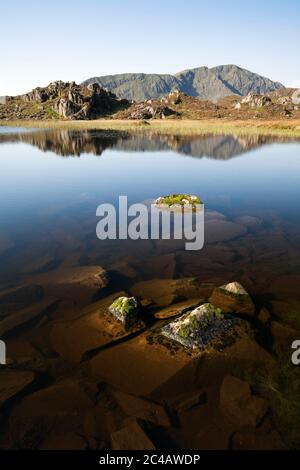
[1,118,300,138]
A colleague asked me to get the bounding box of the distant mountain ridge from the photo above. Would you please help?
[83,64,284,101]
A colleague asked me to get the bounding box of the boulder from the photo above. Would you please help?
[51,292,145,362]
[231,424,286,450]
[0,370,35,408]
[129,104,177,120]
[162,303,234,349]
[108,296,139,328]
[0,285,44,317]
[241,93,272,108]
[209,282,255,317]
[154,298,203,320]
[161,88,183,105]
[219,376,267,427]
[0,298,57,337]
[113,391,171,427]
[111,419,155,450]
[270,321,299,350]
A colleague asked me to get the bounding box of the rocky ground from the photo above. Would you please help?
[1,82,299,122]
[1,208,300,450]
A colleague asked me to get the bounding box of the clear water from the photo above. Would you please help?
[0,127,300,305]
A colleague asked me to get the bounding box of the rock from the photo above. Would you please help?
[0,370,35,408]
[111,419,155,450]
[219,376,267,427]
[270,321,299,350]
[241,93,272,108]
[205,219,247,243]
[209,282,255,317]
[258,307,271,324]
[51,292,145,362]
[235,215,262,228]
[161,88,183,105]
[109,261,137,279]
[234,102,242,109]
[134,253,176,279]
[174,390,207,412]
[162,303,234,349]
[40,432,88,450]
[231,424,286,450]
[0,285,44,318]
[131,278,202,307]
[0,298,57,337]
[129,104,177,120]
[54,98,80,118]
[108,296,139,328]
[154,298,203,320]
[15,80,129,120]
[37,265,108,302]
[113,391,171,427]
[154,194,201,209]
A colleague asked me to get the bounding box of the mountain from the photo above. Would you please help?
[83,64,284,101]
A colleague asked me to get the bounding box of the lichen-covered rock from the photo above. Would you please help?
[155,194,201,210]
[209,282,255,317]
[108,296,139,328]
[162,303,234,349]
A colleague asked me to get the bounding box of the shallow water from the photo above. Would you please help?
[1,126,300,450]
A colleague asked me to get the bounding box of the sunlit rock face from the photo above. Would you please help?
[162,302,234,349]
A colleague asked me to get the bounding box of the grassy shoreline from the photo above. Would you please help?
[1,118,300,137]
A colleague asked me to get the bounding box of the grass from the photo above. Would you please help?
[1,118,300,138]
[245,349,300,449]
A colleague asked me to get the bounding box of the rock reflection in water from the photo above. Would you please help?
[1,127,298,159]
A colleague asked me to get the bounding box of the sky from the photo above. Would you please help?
[1,0,300,96]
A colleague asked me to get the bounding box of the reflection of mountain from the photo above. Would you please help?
[0,128,297,160]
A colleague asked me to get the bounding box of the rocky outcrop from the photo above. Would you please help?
[6,81,130,120]
[240,93,272,108]
[129,103,177,120]
[208,282,255,317]
[160,88,183,105]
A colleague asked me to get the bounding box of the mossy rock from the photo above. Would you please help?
[108,296,139,328]
[155,194,202,208]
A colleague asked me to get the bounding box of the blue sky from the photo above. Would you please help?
[1,0,300,95]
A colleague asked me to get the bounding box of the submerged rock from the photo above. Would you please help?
[209,282,255,317]
[0,370,35,408]
[219,375,268,427]
[113,391,171,427]
[111,419,155,450]
[108,296,139,328]
[162,303,234,349]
